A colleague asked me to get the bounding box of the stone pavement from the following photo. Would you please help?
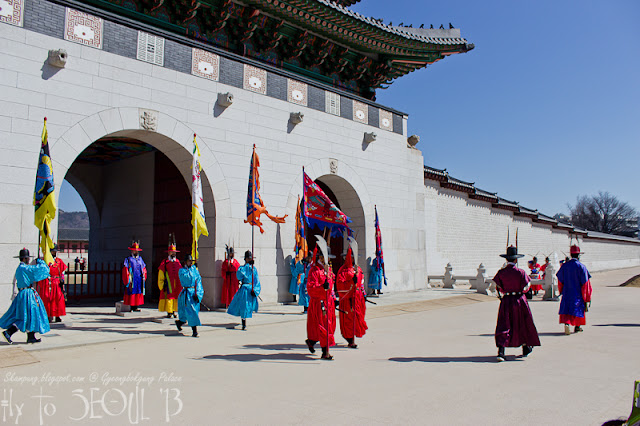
[0,266,638,425]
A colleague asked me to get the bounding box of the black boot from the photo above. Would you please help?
[166,313,172,319]
[241,319,246,331]
[303,306,308,313]
[175,320,184,332]
[497,346,506,362]
[346,337,357,349]
[55,317,61,323]
[574,326,583,333]
[292,295,297,303]
[26,332,41,344]
[192,326,198,338]
[305,339,316,354]
[2,325,18,344]
[131,306,140,312]
[320,347,333,360]
[522,345,533,357]
[377,289,383,295]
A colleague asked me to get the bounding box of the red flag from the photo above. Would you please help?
[245,145,287,233]
[303,171,351,237]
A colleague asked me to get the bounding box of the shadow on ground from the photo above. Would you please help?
[389,356,521,363]
[196,353,316,363]
[593,323,640,328]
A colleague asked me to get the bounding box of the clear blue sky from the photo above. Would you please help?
[60,1,640,215]
[352,0,640,215]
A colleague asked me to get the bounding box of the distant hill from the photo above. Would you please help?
[59,210,89,229]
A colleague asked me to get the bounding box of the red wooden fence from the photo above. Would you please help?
[65,262,122,301]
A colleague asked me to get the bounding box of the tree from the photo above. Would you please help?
[568,192,638,236]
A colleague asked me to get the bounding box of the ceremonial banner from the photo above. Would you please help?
[34,118,56,265]
[191,134,208,260]
[374,205,388,286]
[245,145,287,233]
[294,196,308,262]
[303,171,351,237]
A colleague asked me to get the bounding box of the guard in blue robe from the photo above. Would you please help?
[289,257,304,302]
[175,254,204,337]
[227,250,260,330]
[368,258,385,294]
[1,249,51,344]
[298,254,312,312]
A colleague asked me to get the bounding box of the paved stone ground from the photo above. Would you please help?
[0,267,638,425]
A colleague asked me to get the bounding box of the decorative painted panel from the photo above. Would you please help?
[64,8,103,49]
[243,64,267,95]
[191,48,219,81]
[137,31,164,66]
[353,100,368,124]
[325,91,340,116]
[0,0,23,27]
[379,109,393,131]
[287,79,307,106]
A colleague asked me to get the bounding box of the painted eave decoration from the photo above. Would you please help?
[79,0,474,100]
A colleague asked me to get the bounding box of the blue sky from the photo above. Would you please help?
[352,0,640,215]
[59,0,640,215]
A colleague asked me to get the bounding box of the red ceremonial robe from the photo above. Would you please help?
[221,258,241,306]
[158,258,182,313]
[306,263,336,348]
[336,264,368,340]
[37,257,67,317]
[529,262,543,291]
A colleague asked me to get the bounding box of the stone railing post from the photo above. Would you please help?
[443,263,456,289]
[542,263,559,301]
[473,263,491,294]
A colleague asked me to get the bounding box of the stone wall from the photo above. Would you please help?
[424,180,640,278]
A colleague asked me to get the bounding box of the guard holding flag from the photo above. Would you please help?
[158,236,182,318]
[122,241,146,312]
[305,236,337,360]
[227,250,260,330]
[36,244,67,323]
[336,237,368,348]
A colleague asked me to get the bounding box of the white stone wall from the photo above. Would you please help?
[0,23,425,309]
[424,180,640,278]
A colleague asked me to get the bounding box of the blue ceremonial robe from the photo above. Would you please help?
[368,258,385,290]
[228,264,260,319]
[123,256,146,296]
[0,260,51,334]
[177,265,204,327]
[557,259,592,324]
[298,262,310,307]
[289,259,304,295]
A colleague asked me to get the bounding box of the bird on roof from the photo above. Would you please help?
[449,22,454,29]
[439,24,444,29]
[419,24,424,28]
[430,24,434,29]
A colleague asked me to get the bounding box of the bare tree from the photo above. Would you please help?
[568,192,638,236]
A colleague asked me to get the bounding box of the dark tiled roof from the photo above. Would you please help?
[58,228,89,241]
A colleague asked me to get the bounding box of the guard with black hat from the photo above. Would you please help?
[175,253,204,337]
[221,245,240,308]
[227,250,260,330]
[158,235,182,318]
[122,241,147,312]
[556,244,592,335]
[36,243,67,323]
[493,245,541,362]
[1,248,51,344]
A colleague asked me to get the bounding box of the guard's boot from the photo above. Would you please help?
[564,324,571,335]
[55,317,61,323]
[522,345,533,357]
[303,306,308,313]
[292,295,297,303]
[26,332,41,344]
[166,312,172,319]
[305,339,316,354]
[574,326,583,333]
[377,289,383,295]
[241,319,246,331]
[2,325,18,344]
[346,337,358,349]
[131,306,140,312]
[175,320,184,332]
[320,347,333,360]
[191,326,198,338]
[497,346,506,362]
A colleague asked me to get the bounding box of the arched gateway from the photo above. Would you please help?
[51,108,231,308]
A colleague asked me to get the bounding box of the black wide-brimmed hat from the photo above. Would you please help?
[14,248,34,259]
[500,246,524,260]
[184,254,194,262]
[244,250,252,260]
[51,244,59,252]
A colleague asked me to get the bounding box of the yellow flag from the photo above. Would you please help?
[191,134,208,260]
[34,118,56,265]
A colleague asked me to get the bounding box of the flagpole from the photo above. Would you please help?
[251,144,255,292]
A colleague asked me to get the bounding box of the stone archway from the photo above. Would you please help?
[49,108,231,307]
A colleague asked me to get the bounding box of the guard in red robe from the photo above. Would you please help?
[305,252,336,360]
[336,247,367,348]
[36,244,67,322]
[221,246,240,307]
[528,256,543,294]
[158,240,182,318]
[494,246,541,362]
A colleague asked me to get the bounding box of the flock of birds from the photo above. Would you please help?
[371,19,456,30]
